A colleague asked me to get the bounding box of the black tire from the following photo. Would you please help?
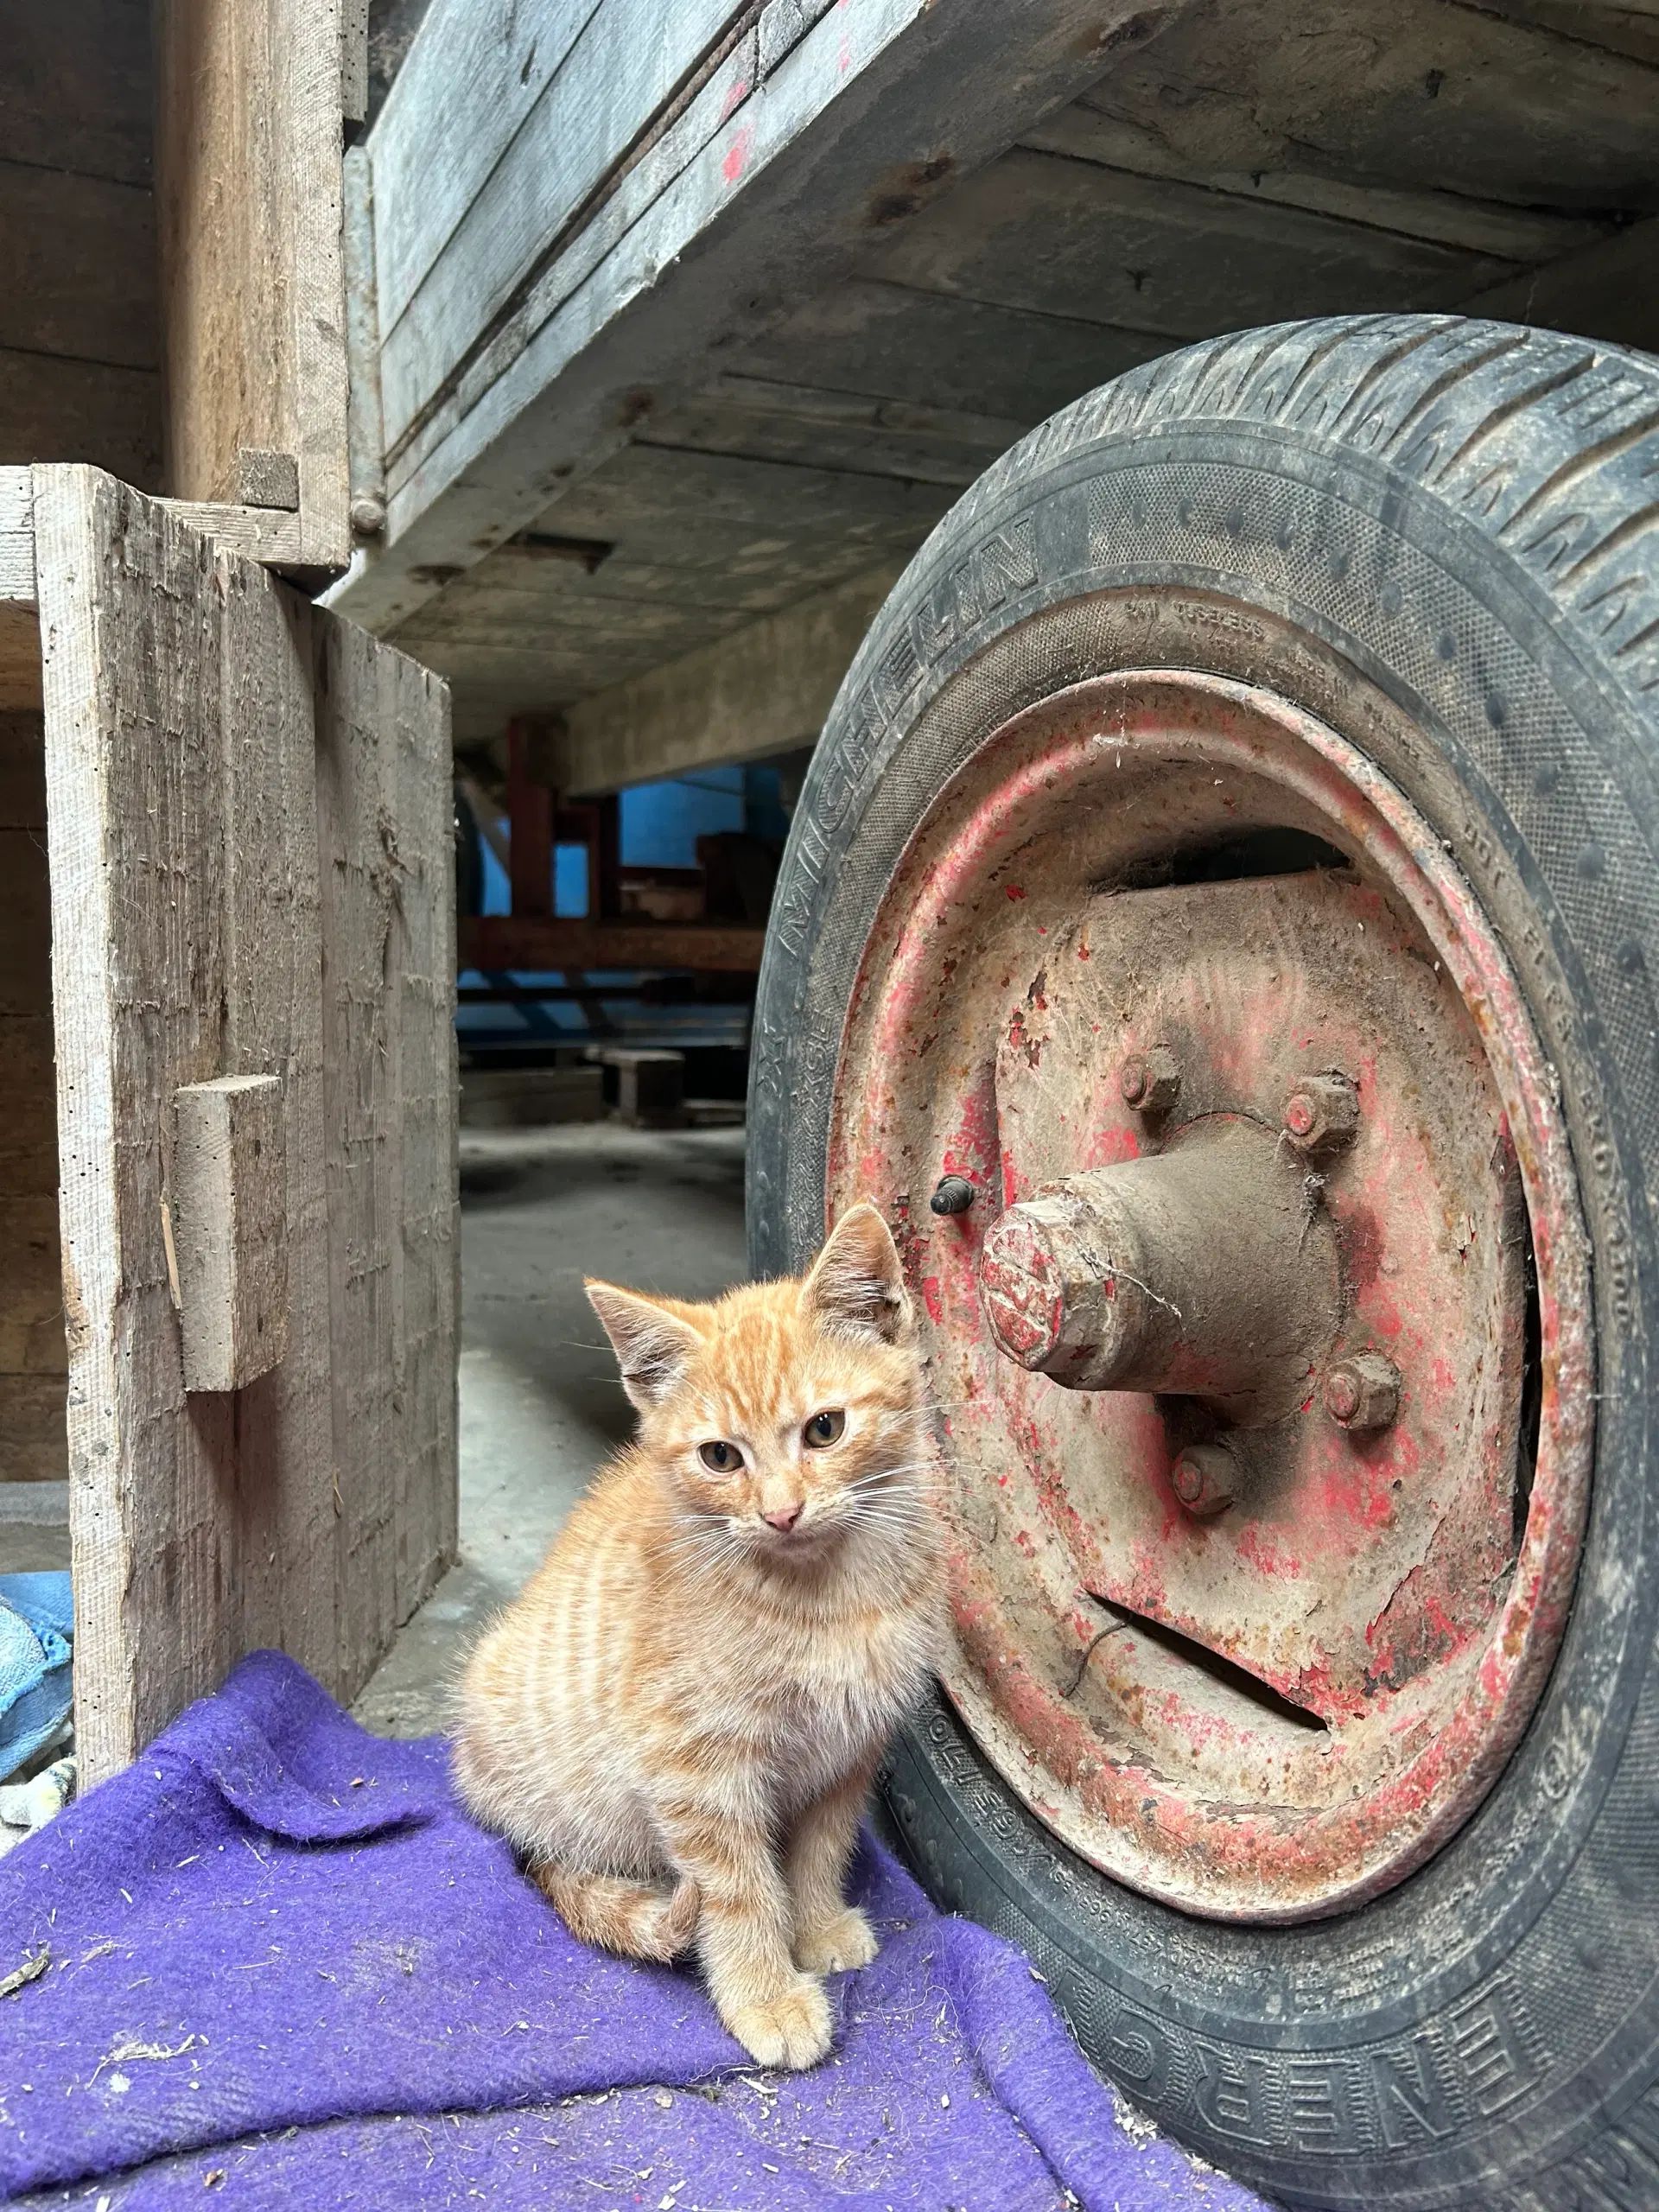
[748,316,1659,2211]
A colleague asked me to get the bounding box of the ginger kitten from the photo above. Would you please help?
[453,1202,944,2070]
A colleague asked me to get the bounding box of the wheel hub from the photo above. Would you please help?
[828,669,1592,1920]
[976,1116,1343,1416]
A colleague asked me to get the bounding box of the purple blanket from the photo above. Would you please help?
[0,1653,1264,2210]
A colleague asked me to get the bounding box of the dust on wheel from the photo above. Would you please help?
[748,317,1659,2210]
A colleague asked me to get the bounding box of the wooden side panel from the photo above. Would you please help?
[376,0,741,454]
[153,0,350,565]
[314,618,457,1694]
[35,467,454,1777]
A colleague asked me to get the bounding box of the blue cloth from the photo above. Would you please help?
[0,1571,73,1783]
[0,1651,1267,2209]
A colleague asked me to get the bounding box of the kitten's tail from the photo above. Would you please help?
[531,1863,702,1962]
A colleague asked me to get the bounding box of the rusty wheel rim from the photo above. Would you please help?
[830,671,1594,1921]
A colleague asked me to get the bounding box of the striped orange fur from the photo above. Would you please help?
[453,1202,945,2070]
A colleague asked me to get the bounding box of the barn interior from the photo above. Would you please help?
[4,0,1659,1789]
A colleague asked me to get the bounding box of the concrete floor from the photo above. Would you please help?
[351,1121,750,1738]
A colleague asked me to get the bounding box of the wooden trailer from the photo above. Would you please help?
[331,7,1659,2207]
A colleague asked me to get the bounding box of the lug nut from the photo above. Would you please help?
[930,1174,976,1217]
[1120,1046,1181,1116]
[1324,1351,1401,1432]
[1283,1072,1359,1158]
[1171,1441,1240,1519]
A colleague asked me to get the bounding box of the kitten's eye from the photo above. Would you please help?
[803,1409,846,1449]
[698,1440,743,1473]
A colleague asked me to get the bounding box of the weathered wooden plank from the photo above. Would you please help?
[461,915,766,971]
[38,466,237,1775]
[0,160,156,371]
[341,0,371,123]
[864,147,1522,339]
[1068,0,1659,215]
[0,350,161,492]
[1023,98,1612,263]
[1463,214,1659,354]
[0,1018,57,1192]
[0,1198,68,1379]
[0,1,154,185]
[35,466,453,1777]
[386,25,760,493]
[733,277,1171,423]
[371,0,603,340]
[758,0,837,78]
[638,372,1029,489]
[0,702,63,1488]
[555,561,900,793]
[0,1376,67,1485]
[378,0,743,454]
[337,0,1198,635]
[173,1077,290,1394]
[154,0,351,566]
[0,473,35,605]
[313,619,457,1692]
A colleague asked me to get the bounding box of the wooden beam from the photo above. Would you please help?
[153,0,352,568]
[554,561,899,796]
[506,719,553,915]
[337,0,1175,634]
[172,1077,289,1395]
[1461,214,1659,354]
[461,915,766,972]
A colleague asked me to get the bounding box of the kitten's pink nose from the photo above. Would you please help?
[764,1502,802,1533]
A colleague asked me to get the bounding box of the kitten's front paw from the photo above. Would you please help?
[794,1906,879,1974]
[724,1974,833,2069]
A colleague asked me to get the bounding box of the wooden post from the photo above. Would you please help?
[594,793,622,922]
[151,0,352,569]
[506,719,552,916]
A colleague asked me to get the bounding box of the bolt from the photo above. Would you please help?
[349,493,387,537]
[1171,1441,1239,1519]
[930,1174,976,1217]
[1283,1072,1358,1158]
[1120,1046,1181,1116]
[1324,1351,1401,1432]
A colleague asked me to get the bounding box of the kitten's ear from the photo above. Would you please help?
[586,1282,705,1411]
[803,1202,911,1344]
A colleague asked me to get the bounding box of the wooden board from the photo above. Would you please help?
[864,147,1522,339]
[389,439,953,738]
[0,1,155,184]
[152,0,351,566]
[0,351,162,489]
[733,278,1172,426]
[375,0,743,454]
[0,160,157,371]
[1070,0,1659,216]
[0,709,65,1484]
[314,617,458,1681]
[35,466,454,1779]
[554,561,901,793]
